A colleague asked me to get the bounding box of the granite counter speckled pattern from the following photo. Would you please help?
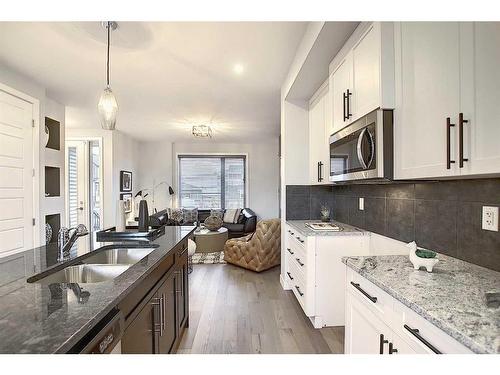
[342,255,500,354]
[0,226,195,353]
[286,220,369,237]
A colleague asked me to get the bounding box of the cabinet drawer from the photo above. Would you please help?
[286,226,307,249]
[346,268,393,321]
[393,301,473,354]
[289,242,307,273]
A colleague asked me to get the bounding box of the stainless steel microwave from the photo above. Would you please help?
[329,109,393,182]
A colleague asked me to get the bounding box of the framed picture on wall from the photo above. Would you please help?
[120,171,132,192]
[120,193,132,213]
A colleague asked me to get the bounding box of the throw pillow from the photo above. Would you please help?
[183,208,198,224]
[223,208,242,224]
[169,208,184,224]
[210,209,224,220]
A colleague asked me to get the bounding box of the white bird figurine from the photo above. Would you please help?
[407,241,439,272]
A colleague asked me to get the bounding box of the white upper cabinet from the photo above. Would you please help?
[394,22,500,179]
[329,22,395,135]
[352,23,382,120]
[308,81,330,184]
[460,22,500,176]
[394,22,462,179]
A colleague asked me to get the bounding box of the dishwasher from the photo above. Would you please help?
[69,308,124,354]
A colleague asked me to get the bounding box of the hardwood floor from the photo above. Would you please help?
[176,263,344,354]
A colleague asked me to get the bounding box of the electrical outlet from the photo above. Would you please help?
[482,206,498,232]
[359,197,364,211]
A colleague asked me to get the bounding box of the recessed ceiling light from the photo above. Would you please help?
[233,63,244,75]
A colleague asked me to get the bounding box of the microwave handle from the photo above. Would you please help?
[357,128,374,169]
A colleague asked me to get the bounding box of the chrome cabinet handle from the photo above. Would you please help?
[295,286,304,296]
[350,281,377,303]
[295,258,304,267]
[287,248,294,255]
[404,324,442,354]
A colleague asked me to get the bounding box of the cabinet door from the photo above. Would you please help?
[345,291,392,354]
[460,22,500,175]
[157,272,177,354]
[331,54,353,134]
[309,90,328,184]
[121,294,159,354]
[394,22,461,179]
[352,23,380,119]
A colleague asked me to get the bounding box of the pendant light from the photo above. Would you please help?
[98,21,118,130]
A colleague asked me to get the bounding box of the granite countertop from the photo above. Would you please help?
[0,226,195,354]
[342,255,500,354]
[286,220,369,237]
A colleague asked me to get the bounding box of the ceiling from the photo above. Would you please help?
[0,22,308,142]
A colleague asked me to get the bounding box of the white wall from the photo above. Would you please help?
[136,139,174,213]
[172,140,280,220]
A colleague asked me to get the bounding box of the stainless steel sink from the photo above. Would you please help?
[82,247,156,265]
[35,264,131,284]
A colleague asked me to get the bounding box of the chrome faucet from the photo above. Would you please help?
[58,224,89,261]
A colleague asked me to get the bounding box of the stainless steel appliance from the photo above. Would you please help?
[329,109,393,182]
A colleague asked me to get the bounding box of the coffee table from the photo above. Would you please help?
[193,227,229,253]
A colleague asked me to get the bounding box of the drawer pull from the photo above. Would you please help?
[287,248,294,255]
[350,282,377,303]
[404,324,442,354]
[295,258,304,267]
[295,286,304,296]
[286,272,294,280]
[388,342,398,354]
[288,230,295,235]
[379,334,388,354]
[295,236,304,243]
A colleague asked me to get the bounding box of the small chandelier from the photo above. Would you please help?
[98,21,118,130]
[192,125,213,138]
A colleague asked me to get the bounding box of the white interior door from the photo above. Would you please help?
[66,140,89,230]
[0,90,34,257]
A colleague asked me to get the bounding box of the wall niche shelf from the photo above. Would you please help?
[45,214,61,245]
[45,117,61,151]
[45,166,61,197]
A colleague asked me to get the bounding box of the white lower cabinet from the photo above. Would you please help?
[283,224,370,328]
[344,267,473,354]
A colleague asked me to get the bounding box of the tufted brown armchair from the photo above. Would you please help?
[223,219,281,272]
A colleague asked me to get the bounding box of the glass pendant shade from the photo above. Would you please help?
[98,86,118,130]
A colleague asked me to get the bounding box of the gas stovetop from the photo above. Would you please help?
[305,222,343,231]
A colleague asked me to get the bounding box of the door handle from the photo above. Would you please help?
[151,297,163,336]
[446,117,456,169]
[458,113,469,168]
[295,258,304,267]
[295,286,304,296]
[343,91,347,121]
[162,293,166,332]
[388,342,398,354]
[350,282,377,303]
[379,334,389,354]
[346,89,352,119]
[404,324,442,354]
[317,162,321,182]
[78,207,84,211]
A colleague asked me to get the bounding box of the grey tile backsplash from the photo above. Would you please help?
[285,178,500,271]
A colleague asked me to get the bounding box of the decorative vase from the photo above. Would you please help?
[138,199,150,232]
[320,206,330,222]
[204,215,223,231]
[407,241,439,272]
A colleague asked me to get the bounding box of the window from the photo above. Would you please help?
[179,155,246,209]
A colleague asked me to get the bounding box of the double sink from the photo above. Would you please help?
[29,245,159,284]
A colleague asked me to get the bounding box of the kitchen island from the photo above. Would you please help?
[0,225,195,354]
